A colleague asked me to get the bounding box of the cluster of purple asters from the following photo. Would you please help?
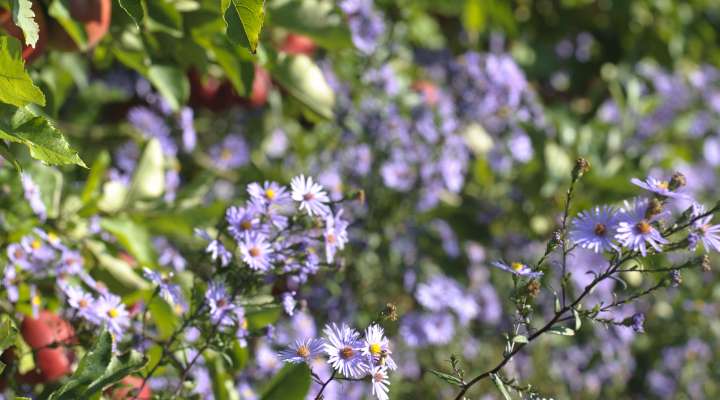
[280,322,395,400]
[570,174,720,256]
[195,175,350,314]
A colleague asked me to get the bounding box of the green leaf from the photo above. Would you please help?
[223,0,265,53]
[28,162,63,218]
[100,217,157,267]
[119,0,145,27]
[81,151,110,204]
[245,304,281,331]
[490,373,512,400]
[195,36,255,96]
[0,314,18,353]
[267,0,351,50]
[573,308,582,331]
[0,104,85,167]
[0,141,21,171]
[271,54,335,119]
[11,0,39,47]
[47,0,88,49]
[430,369,463,386]
[145,0,182,37]
[462,0,485,44]
[0,35,45,107]
[512,335,528,344]
[147,295,179,339]
[125,138,165,204]
[86,240,150,293]
[147,65,189,111]
[260,363,311,400]
[48,330,147,400]
[548,326,575,336]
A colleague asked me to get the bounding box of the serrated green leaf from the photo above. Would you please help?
[147,65,189,111]
[11,0,39,47]
[261,363,311,400]
[119,0,145,27]
[0,35,45,107]
[100,217,157,267]
[223,0,265,53]
[271,53,335,119]
[0,104,85,167]
[430,369,463,386]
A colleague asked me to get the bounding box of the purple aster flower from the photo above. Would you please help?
[491,260,543,279]
[7,243,31,270]
[210,134,249,171]
[95,293,130,338]
[370,365,390,400]
[380,158,416,192]
[324,209,349,263]
[206,280,236,326]
[291,175,331,217]
[60,282,97,323]
[631,176,689,199]
[154,237,187,271]
[341,0,385,55]
[570,206,620,253]
[247,181,291,208]
[281,291,296,316]
[21,173,46,221]
[323,323,367,378]
[30,285,40,317]
[3,266,19,302]
[226,205,262,240]
[631,313,645,333]
[279,337,323,364]
[178,106,196,152]
[235,307,249,346]
[615,198,669,256]
[143,267,187,313]
[127,106,177,156]
[691,208,720,252]
[362,324,396,370]
[239,233,273,272]
[195,229,232,267]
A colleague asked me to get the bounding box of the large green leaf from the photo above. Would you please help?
[11,0,39,47]
[48,330,147,400]
[267,0,351,50]
[222,0,265,53]
[125,138,165,204]
[0,104,85,167]
[119,0,145,27]
[260,363,311,400]
[145,0,183,37]
[271,53,335,119]
[100,217,157,267]
[147,65,189,111]
[0,35,45,107]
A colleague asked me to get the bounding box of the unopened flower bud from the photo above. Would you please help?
[622,312,645,333]
[645,198,663,219]
[669,172,686,191]
[546,230,563,254]
[572,157,591,181]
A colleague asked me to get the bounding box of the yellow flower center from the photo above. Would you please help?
[107,308,119,319]
[636,220,652,234]
[31,295,41,306]
[326,233,336,244]
[511,262,524,272]
[47,232,59,243]
[31,240,41,250]
[296,345,310,358]
[78,299,88,308]
[369,343,382,356]
[265,188,276,199]
[656,181,669,190]
[594,223,606,236]
[240,318,248,330]
[241,220,252,230]
[221,148,232,161]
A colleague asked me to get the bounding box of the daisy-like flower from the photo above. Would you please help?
[291,175,331,217]
[323,322,367,378]
[362,324,396,370]
[143,268,187,312]
[491,261,543,279]
[21,173,46,221]
[324,209,349,263]
[247,181,291,207]
[239,233,273,272]
[691,208,720,253]
[631,176,689,199]
[226,205,261,240]
[279,338,324,364]
[570,205,620,253]
[195,229,232,267]
[6,243,31,270]
[3,266,19,302]
[60,283,97,323]
[615,198,669,256]
[206,281,236,326]
[235,307,249,347]
[95,293,130,338]
[370,365,391,400]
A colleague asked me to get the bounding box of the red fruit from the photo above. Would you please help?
[280,33,316,56]
[412,80,439,106]
[249,65,270,108]
[36,348,71,381]
[21,311,76,350]
[109,376,152,400]
[0,1,47,63]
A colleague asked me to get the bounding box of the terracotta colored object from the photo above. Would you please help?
[280,33,316,56]
[249,65,271,108]
[189,66,271,110]
[48,0,111,51]
[108,376,153,400]
[21,311,76,349]
[36,348,72,381]
[412,80,440,106]
[0,0,47,63]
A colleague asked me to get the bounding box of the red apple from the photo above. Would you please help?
[36,348,72,381]
[249,65,270,108]
[412,80,439,106]
[108,376,152,400]
[280,33,316,56]
[21,311,76,350]
[0,1,47,63]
